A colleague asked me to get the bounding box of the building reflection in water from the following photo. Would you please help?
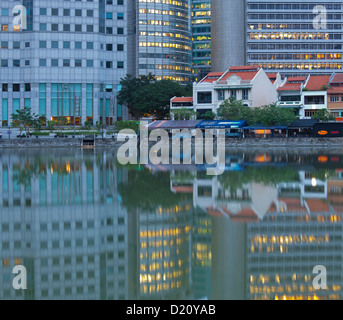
[1,148,343,300]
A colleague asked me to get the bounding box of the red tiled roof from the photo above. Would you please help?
[305,75,331,91]
[277,84,302,92]
[328,87,343,94]
[287,76,307,82]
[266,73,278,79]
[200,72,225,83]
[221,71,259,81]
[171,97,193,103]
[229,65,260,71]
[331,74,343,84]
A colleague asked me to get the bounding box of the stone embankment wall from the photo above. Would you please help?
[0,137,342,148]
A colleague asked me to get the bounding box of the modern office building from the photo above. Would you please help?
[246,0,343,76]
[191,0,212,81]
[132,0,193,84]
[212,0,343,76]
[0,1,128,127]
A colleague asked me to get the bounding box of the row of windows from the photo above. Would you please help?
[0,59,124,68]
[1,23,124,34]
[139,64,191,71]
[249,43,342,50]
[0,41,124,51]
[36,8,124,18]
[249,53,342,60]
[249,23,342,30]
[248,13,342,20]
[249,33,342,40]
[247,3,341,10]
[138,0,189,8]
[256,62,343,71]
[139,52,191,62]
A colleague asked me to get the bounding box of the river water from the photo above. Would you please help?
[1,147,342,300]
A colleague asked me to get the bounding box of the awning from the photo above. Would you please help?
[148,120,201,130]
[196,120,247,129]
[288,119,319,129]
[243,125,288,130]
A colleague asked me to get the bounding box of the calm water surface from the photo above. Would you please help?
[1,147,343,300]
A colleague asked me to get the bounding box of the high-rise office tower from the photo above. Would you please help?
[0,1,128,127]
[211,0,246,72]
[212,0,343,76]
[133,0,193,83]
[191,0,212,81]
[246,0,343,76]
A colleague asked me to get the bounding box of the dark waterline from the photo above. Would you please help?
[1,147,343,300]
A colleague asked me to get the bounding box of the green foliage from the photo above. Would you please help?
[311,109,336,121]
[47,121,55,132]
[96,121,104,131]
[118,74,192,119]
[201,111,216,120]
[84,121,92,130]
[219,166,300,191]
[11,106,41,136]
[118,168,191,212]
[115,120,139,133]
[172,108,198,120]
[217,98,296,126]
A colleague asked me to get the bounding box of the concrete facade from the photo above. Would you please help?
[0,1,128,127]
[211,0,246,72]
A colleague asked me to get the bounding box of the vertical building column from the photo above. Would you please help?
[82,83,87,126]
[93,84,100,124]
[46,83,52,122]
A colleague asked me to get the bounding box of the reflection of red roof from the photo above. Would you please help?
[206,208,225,217]
[332,205,343,214]
[221,207,259,223]
[331,74,343,84]
[277,198,307,212]
[305,75,331,91]
[200,72,225,83]
[171,97,193,103]
[306,199,330,212]
[172,186,193,193]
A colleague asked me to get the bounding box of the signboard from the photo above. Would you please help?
[314,122,343,137]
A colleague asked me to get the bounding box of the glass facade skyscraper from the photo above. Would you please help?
[135,0,193,83]
[212,0,343,77]
[192,0,211,81]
